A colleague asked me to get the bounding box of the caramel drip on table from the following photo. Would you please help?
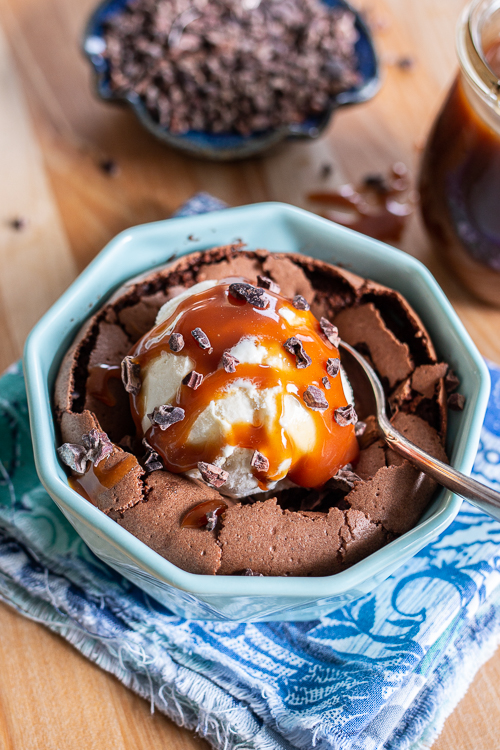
[128,280,359,489]
[308,163,415,243]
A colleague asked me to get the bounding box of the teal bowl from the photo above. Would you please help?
[23,203,490,621]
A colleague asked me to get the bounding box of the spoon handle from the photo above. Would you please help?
[381,423,500,520]
[338,340,500,520]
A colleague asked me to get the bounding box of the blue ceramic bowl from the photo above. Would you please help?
[83,0,379,160]
[24,203,490,621]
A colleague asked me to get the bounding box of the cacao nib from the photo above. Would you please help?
[251,450,270,472]
[327,467,361,492]
[448,393,466,411]
[228,282,268,309]
[292,295,310,311]
[334,404,358,426]
[354,421,366,437]
[283,337,312,369]
[121,356,141,395]
[197,461,229,488]
[257,275,280,294]
[169,333,185,352]
[191,327,211,349]
[320,317,341,347]
[326,357,340,377]
[82,428,114,465]
[148,404,185,429]
[303,385,328,411]
[57,443,88,474]
[144,450,163,473]
[221,351,239,373]
[182,370,204,390]
[445,368,460,393]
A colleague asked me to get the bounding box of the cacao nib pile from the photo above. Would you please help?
[103,0,360,135]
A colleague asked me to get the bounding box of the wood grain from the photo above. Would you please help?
[0,0,499,747]
[0,19,76,372]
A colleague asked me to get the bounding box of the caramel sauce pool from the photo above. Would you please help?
[129,281,359,489]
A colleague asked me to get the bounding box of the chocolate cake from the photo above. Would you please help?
[54,245,456,577]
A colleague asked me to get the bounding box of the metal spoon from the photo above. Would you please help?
[339,340,500,521]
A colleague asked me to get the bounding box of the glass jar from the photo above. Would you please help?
[419,0,500,305]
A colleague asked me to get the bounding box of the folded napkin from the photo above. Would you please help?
[1,196,500,750]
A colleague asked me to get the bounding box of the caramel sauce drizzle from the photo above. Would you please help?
[69,452,137,504]
[181,499,228,528]
[128,280,359,489]
[86,363,122,407]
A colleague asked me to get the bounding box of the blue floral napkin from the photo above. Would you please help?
[1,196,500,750]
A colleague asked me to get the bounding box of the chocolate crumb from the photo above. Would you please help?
[320,317,341,347]
[57,443,88,474]
[257,275,280,294]
[293,295,310,311]
[448,393,466,411]
[243,569,264,576]
[326,357,340,377]
[221,351,239,373]
[187,234,199,241]
[396,56,415,71]
[169,332,184,352]
[363,174,390,195]
[303,385,329,411]
[198,462,229,488]
[99,158,119,176]
[148,404,185,429]
[322,376,331,389]
[121,356,141,395]
[283,337,312,369]
[334,404,358,426]
[82,429,114,465]
[445,368,460,393]
[320,163,333,179]
[182,370,204,390]
[9,216,27,231]
[251,450,270,473]
[228,282,268,309]
[191,327,211,349]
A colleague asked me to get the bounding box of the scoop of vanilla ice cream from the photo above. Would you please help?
[136,281,354,499]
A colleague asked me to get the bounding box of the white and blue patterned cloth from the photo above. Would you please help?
[1,195,500,750]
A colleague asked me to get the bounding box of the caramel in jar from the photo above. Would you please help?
[419,14,500,305]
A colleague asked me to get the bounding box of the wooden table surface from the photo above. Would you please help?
[1,0,499,747]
